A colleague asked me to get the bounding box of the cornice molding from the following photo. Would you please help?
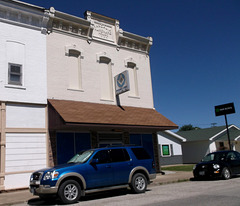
[0,0,49,34]
[48,8,152,54]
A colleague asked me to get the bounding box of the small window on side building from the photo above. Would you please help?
[161,144,171,157]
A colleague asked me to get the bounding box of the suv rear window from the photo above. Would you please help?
[131,148,151,160]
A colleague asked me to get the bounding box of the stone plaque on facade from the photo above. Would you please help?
[92,20,115,42]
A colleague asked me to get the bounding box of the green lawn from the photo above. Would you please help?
[161,164,194,172]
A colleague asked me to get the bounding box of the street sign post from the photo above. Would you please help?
[214,103,235,150]
[215,103,235,116]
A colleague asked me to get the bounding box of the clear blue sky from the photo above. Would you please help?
[22,0,240,130]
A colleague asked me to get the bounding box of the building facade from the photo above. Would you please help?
[0,0,177,191]
[46,9,177,170]
[0,0,49,190]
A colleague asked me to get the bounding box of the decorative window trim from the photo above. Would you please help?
[161,144,172,157]
[125,57,139,97]
[97,52,114,101]
[65,45,84,91]
[96,52,114,65]
[4,84,26,90]
[124,57,138,69]
[65,45,84,57]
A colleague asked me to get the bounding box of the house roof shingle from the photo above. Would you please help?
[176,125,240,142]
[48,99,178,130]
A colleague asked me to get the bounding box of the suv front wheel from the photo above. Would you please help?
[131,173,147,193]
[58,180,81,204]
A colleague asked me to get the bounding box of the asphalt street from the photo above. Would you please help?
[12,176,240,206]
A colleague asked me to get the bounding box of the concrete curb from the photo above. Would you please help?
[0,171,193,206]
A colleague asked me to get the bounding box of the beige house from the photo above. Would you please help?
[177,125,240,163]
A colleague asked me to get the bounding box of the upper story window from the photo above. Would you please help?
[97,52,114,101]
[8,63,22,85]
[65,45,83,91]
[6,41,25,88]
[125,58,139,97]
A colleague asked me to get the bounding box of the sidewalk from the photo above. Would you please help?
[0,171,193,206]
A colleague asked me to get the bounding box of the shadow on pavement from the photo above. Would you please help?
[27,189,138,205]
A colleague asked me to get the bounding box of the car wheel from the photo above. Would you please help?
[58,180,81,204]
[131,173,147,194]
[222,167,231,180]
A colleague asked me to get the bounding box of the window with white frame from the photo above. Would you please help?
[8,63,22,86]
[161,144,172,157]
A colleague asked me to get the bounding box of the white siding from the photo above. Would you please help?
[6,104,45,128]
[158,132,183,155]
[5,133,47,173]
[0,22,47,104]
[209,141,217,152]
[5,173,32,190]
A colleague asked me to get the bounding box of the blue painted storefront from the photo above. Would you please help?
[56,132,154,164]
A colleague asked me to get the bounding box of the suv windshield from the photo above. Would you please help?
[68,150,94,164]
[202,152,227,162]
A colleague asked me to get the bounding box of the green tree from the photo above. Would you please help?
[179,124,200,131]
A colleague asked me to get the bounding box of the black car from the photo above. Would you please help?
[193,150,240,180]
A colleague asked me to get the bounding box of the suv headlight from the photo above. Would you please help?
[213,164,220,169]
[43,171,59,180]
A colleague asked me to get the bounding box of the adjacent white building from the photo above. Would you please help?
[158,131,186,166]
[0,0,49,190]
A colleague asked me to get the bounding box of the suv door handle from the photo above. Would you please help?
[106,165,111,168]
[128,163,133,166]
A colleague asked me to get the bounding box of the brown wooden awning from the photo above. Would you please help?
[48,99,178,132]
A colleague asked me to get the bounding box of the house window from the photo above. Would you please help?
[68,49,82,90]
[65,45,84,91]
[126,60,139,97]
[161,144,171,157]
[8,63,22,86]
[99,56,113,101]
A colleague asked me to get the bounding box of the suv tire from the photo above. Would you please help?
[131,173,147,193]
[58,180,81,204]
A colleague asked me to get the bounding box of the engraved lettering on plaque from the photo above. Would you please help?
[92,20,114,42]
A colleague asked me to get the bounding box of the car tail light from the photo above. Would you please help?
[152,161,155,169]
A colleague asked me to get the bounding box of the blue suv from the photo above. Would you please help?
[30,146,156,204]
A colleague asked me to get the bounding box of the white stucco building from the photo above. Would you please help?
[46,9,177,172]
[0,0,49,190]
[0,0,178,191]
